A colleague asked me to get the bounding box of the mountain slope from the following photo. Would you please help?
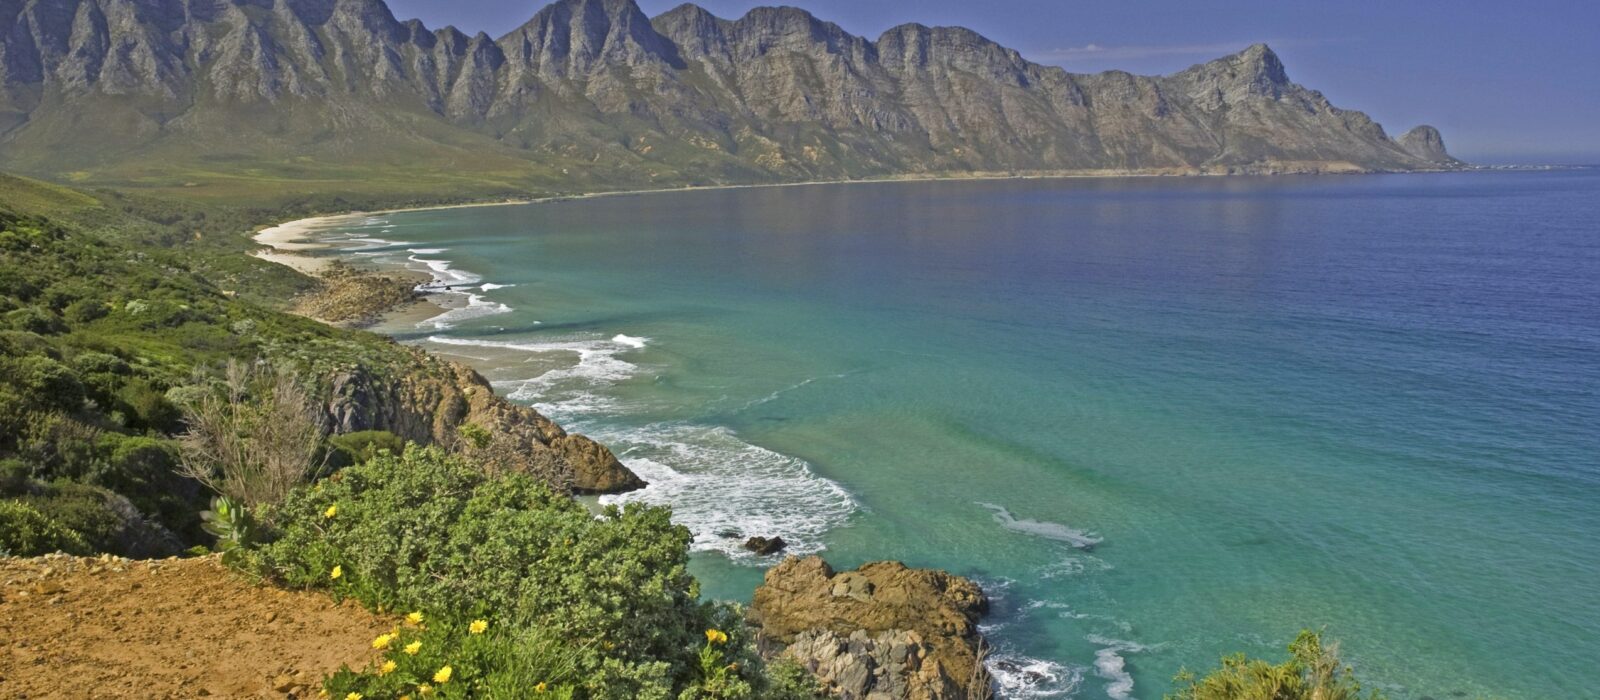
[0,0,1460,203]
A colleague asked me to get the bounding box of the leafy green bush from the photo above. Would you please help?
[325,616,584,699]
[1167,630,1385,700]
[11,481,126,553]
[0,499,91,556]
[5,306,66,334]
[325,430,407,470]
[116,379,182,432]
[254,445,768,699]
[4,354,85,413]
[87,433,199,537]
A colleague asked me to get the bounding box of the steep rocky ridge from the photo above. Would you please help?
[751,556,992,699]
[0,0,1460,193]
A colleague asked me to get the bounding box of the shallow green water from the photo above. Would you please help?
[312,172,1599,699]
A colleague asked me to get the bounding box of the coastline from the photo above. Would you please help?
[250,165,1472,257]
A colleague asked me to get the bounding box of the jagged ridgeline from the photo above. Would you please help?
[0,0,1458,201]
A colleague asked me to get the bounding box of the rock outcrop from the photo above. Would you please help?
[0,0,1460,185]
[1397,125,1461,166]
[751,556,991,700]
[322,346,644,494]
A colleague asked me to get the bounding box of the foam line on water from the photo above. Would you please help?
[1087,635,1147,700]
[592,423,856,561]
[424,334,649,412]
[979,503,1103,550]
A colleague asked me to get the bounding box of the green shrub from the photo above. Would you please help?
[324,617,584,699]
[63,298,109,323]
[5,355,85,414]
[0,458,31,495]
[117,379,182,432]
[5,306,66,334]
[325,430,407,470]
[1167,630,1385,700]
[0,499,91,556]
[88,434,200,537]
[254,445,766,699]
[12,481,125,553]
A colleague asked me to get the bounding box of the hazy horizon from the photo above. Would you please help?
[382,0,1600,165]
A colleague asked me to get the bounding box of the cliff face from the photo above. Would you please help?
[323,345,644,495]
[0,0,1458,183]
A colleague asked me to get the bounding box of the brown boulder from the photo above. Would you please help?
[751,556,991,700]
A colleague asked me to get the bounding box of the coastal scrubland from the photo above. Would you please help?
[0,168,1399,698]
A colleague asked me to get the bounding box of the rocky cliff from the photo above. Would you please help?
[0,0,1459,188]
[751,556,992,700]
[322,344,644,494]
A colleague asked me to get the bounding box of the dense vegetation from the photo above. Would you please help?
[0,178,420,557]
[251,445,821,699]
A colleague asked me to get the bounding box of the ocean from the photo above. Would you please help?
[298,170,1599,699]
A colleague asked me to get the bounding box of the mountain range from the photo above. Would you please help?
[0,0,1462,201]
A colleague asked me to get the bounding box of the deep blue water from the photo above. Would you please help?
[315,170,1599,699]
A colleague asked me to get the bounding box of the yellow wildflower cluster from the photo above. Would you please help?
[330,565,343,580]
[433,666,453,684]
[371,633,394,650]
[406,611,425,626]
[705,628,729,645]
[469,619,489,635]
[324,503,338,519]
[404,640,422,655]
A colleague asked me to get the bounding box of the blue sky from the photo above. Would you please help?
[384,0,1600,163]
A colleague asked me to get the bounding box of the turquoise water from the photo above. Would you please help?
[314,171,1598,699]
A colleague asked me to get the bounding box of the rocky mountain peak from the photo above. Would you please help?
[502,0,679,77]
[0,0,1464,179]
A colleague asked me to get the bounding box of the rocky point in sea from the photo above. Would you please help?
[751,556,992,700]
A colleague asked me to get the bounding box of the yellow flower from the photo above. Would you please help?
[330,565,343,580]
[705,628,728,645]
[433,666,453,684]
[345,693,363,700]
[406,611,425,626]
[371,633,394,650]
[469,619,488,635]
[535,682,548,693]
[378,660,397,676]
[404,640,422,655]
[417,684,433,696]
[324,503,338,519]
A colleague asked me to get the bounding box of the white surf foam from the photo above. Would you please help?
[1087,636,1146,700]
[479,283,516,291]
[595,423,856,561]
[612,334,648,349]
[978,503,1103,550]
[408,247,448,255]
[987,653,1083,699]
[425,334,644,403]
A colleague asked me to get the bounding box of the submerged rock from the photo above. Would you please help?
[751,556,991,700]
